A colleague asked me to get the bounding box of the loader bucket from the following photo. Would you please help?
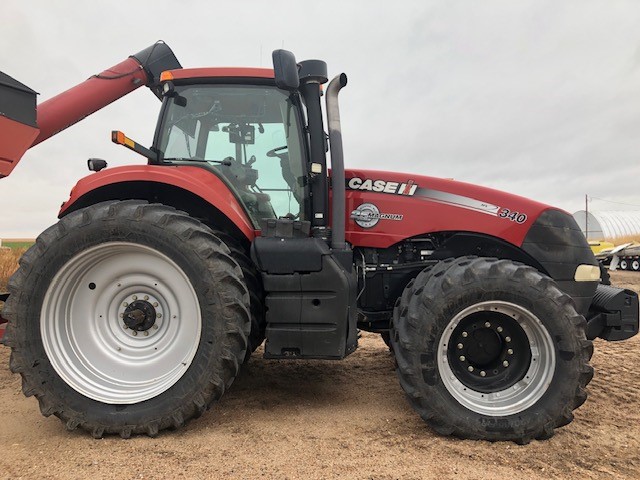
[0,72,39,178]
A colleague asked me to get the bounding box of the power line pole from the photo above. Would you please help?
[585,194,589,240]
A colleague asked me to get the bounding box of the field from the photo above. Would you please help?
[0,246,26,292]
[0,265,638,479]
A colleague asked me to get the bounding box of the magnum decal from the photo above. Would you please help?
[350,203,403,229]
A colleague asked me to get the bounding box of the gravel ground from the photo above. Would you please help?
[0,271,638,480]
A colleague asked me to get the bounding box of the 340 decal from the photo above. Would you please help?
[498,208,527,224]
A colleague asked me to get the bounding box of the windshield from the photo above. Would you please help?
[157,85,307,223]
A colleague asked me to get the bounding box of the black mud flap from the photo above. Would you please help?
[586,284,639,341]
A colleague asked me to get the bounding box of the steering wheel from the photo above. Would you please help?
[266,145,288,158]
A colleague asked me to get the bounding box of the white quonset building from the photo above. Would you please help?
[573,211,640,240]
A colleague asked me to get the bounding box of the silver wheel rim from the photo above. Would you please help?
[41,242,202,404]
[437,301,555,416]
[632,260,639,271]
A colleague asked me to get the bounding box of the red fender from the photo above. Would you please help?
[59,165,256,240]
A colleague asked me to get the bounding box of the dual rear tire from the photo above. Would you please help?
[617,259,640,271]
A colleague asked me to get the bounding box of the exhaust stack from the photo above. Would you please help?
[326,73,348,250]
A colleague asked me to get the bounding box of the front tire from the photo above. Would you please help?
[391,257,593,443]
[3,201,250,437]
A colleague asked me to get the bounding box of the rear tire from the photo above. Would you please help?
[391,257,593,443]
[3,201,250,438]
[211,231,265,361]
[632,260,640,272]
[619,259,629,270]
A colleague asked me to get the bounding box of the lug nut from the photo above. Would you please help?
[467,366,474,372]
[144,331,149,336]
[153,325,159,330]
[457,343,463,349]
[123,325,128,330]
[507,348,513,355]
[462,331,468,338]
[484,322,491,328]
[119,313,124,318]
[505,336,511,343]
[157,313,162,318]
[132,331,138,336]
[123,302,128,307]
[503,360,509,367]
[144,295,149,301]
[459,355,466,362]
[132,295,138,301]
[497,326,503,333]
[153,302,158,307]
[480,371,486,377]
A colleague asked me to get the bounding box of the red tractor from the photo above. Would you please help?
[0,42,637,443]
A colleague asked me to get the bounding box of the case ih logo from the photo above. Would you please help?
[347,177,418,196]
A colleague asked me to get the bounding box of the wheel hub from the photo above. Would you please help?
[123,300,156,331]
[464,328,502,366]
[448,310,531,393]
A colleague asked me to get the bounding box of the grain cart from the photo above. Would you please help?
[0,43,637,443]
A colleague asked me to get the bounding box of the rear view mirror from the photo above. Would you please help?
[272,50,299,91]
[228,124,255,145]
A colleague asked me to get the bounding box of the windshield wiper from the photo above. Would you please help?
[163,157,206,162]
[163,157,233,166]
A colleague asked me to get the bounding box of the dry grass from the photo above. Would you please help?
[606,235,640,245]
[0,247,26,292]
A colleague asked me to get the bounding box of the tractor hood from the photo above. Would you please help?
[342,168,556,249]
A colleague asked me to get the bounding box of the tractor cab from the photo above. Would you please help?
[154,77,308,225]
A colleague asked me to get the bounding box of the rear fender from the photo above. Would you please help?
[59,165,256,241]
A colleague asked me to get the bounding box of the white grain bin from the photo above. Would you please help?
[573,210,640,240]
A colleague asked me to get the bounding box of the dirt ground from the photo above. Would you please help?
[0,272,638,480]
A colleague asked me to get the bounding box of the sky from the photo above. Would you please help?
[2,0,640,237]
